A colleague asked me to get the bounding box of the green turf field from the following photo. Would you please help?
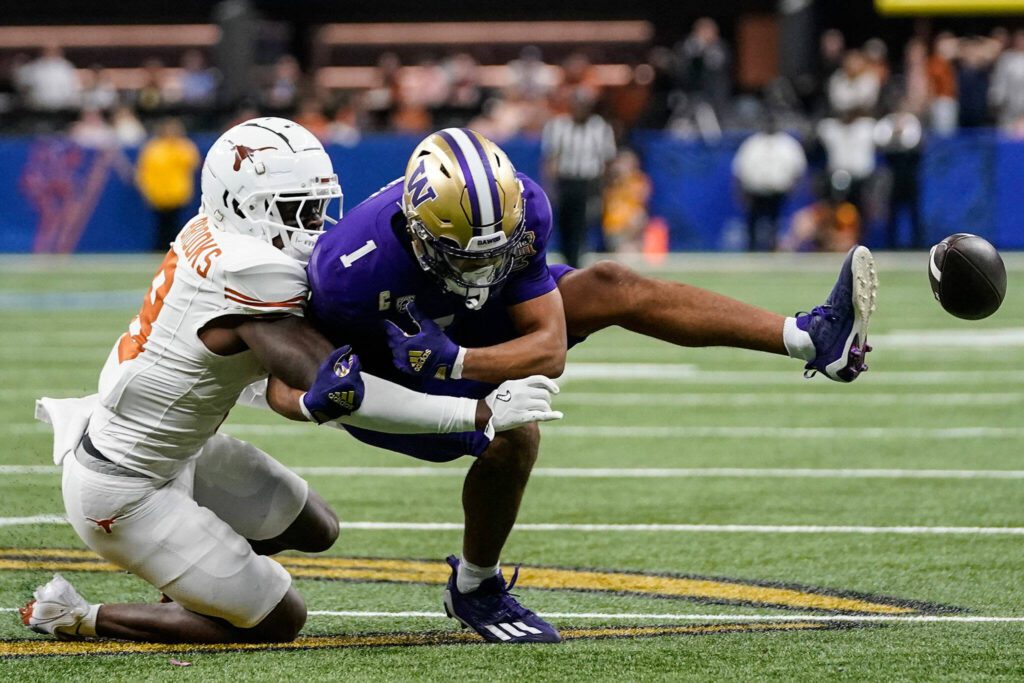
[1,253,1022,681]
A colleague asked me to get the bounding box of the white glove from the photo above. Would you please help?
[484,375,563,437]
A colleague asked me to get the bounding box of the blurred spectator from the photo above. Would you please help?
[177,50,218,107]
[134,58,167,114]
[136,119,200,249]
[0,53,28,114]
[364,52,403,125]
[863,38,891,87]
[111,105,147,147]
[806,30,847,114]
[781,178,860,253]
[469,90,527,141]
[639,46,676,128]
[602,149,651,253]
[988,30,1024,131]
[928,33,959,133]
[874,109,924,249]
[732,115,808,251]
[901,38,930,115]
[957,37,1000,128]
[817,113,877,215]
[264,55,302,110]
[294,97,330,140]
[81,65,118,112]
[391,103,432,134]
[508,46,556,99]
[674,17,732,115]
[551,52,601,115]
[828,50,880,116]
[329,95,364,146]
[18,45,81,111]
[69,108,116,149]
[542,89,616,267]
[401,57,449,109]
[445,53,482,109]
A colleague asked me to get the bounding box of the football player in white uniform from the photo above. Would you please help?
[22,118,561,644]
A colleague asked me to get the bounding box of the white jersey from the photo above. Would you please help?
[87,214,308,480]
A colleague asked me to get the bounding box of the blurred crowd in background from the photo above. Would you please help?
[3,18,1024,254]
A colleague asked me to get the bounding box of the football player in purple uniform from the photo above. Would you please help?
[306,128,878,644]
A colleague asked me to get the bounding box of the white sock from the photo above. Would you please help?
[457,557,499,594]
[783,317,815,362]
[75,603,100,637]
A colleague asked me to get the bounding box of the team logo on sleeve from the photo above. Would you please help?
[511,230,537,271]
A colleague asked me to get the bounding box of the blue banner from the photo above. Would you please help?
[0,131,1020,253]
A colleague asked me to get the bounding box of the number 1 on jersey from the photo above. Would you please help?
[340,240,377,268]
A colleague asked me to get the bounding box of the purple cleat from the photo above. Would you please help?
[796,245,878,382]
[442,555,562,644]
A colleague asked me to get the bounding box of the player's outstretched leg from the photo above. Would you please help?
[443,424,561,643]
[21,574,306,643]
[554,246,878,382]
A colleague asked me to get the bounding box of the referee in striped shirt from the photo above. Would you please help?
[542,90,616,267]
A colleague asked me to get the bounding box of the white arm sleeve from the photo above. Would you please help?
[333,373,479,434]
[236,375,480,435]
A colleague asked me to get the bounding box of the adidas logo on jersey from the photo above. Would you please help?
[408,349,432,373]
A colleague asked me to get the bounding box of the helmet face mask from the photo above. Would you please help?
[201,117,343,264]
[402,128,526,308]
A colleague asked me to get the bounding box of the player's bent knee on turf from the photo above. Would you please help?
[244,588,306,643]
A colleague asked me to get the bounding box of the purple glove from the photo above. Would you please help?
[383,303,464,380]
[301,346,365,424]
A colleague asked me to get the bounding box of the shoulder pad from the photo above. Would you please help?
[217,233,309,314]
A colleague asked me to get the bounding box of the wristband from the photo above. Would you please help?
[298,392,316,423]
[450,347,468,380]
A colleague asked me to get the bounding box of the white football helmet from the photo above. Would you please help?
[200,117,342,264]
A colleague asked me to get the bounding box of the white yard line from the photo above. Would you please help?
[0,607,1021,624]
[2,516,1021,535]
[561,366,1024,384]
[9,423,1024,439]
[556,392,1024,406]
[7,465,1024,480]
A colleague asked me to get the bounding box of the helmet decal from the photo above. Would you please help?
[406,158,438,208]
[435,128,501,233]
[231,145,278,172]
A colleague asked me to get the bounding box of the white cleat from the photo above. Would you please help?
[20,573,93,639]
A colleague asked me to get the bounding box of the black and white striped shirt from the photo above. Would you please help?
[542,114,616,181]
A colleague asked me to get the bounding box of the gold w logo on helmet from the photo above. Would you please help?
[408,349,432,373]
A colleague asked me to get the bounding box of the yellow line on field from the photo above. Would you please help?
[0,622,830,658]
[0,550,917,615]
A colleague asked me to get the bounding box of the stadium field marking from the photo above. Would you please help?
[5,465,1024,480]
[561,365,1024,384]
[556,392,1024,406]
[2,516,1022,535]
[10,423,1024,439]
[0,606,1021,624]
[8,389,1024,405]
[12,367,1024,386]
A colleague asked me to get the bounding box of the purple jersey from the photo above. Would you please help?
[307,172,556,399]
